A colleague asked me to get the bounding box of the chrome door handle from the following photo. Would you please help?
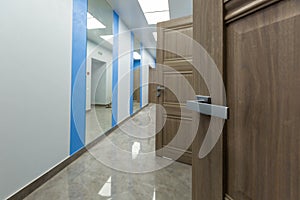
[157,86,165,91]
[156,86,165,97]
[186,95,229,119]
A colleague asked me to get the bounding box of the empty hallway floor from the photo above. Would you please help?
[24,104,192,200]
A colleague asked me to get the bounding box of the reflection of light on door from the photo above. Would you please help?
[98,176,111,198]
[152,188,156,200]
[132,142,141,159]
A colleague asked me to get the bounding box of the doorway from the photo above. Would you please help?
[86,59,112,144]
[85,0,114,145]
[132,38,141,114]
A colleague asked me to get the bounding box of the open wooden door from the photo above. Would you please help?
[193,0,300,199]
[225,0,300,199]
[155,16,195,165]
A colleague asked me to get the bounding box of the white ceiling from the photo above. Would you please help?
[89,0,192,57]
[87,0,114,50]
[107,0,192,57]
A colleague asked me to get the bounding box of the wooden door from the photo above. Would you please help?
[192,0,224,199]
[149,67,158,103]
[193,0,300,199]
[133,67,140,102]
[155,16,195,165]
[225,0,300,199]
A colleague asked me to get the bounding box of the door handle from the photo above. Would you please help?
[156,86,165,91]
[156,86,165,97]
[186,95,229,119]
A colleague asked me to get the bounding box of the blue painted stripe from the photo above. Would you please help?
[140,43,143,108]
[133,60,141,70]
[70,0,87,155]
[112,11,119,127]
[130,32,134,115]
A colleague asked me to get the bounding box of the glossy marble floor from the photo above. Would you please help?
[86,102,140,145]
[86,106,112,145]
[24,104,192,200]
[133,100,140,113]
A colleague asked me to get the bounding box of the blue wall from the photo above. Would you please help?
[130,32,134,115]
[112,11,119,127]
[70,0,87,155]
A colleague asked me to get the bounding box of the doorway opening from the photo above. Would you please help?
[85,0,113,145]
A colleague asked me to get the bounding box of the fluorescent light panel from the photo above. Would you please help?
[138,0,170,24]
[87,12,106,29]
[144,11,170,25]
[138,0,169,13]
[100,35,113,45]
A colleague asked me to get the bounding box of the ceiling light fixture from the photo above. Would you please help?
[138,0,170,25]
[138,0,169,13]
[144,11,170,25]
[87,12,106,29]
[100,35,113,45]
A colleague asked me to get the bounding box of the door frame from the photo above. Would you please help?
[192,0,224,199]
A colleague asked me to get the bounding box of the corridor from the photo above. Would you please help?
[24,105,192,200]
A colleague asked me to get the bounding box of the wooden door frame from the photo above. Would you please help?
[193,0,224,199]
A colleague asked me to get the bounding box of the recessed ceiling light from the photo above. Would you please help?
[87,12,106,29]
[138,0,169,13]
[144,11,170,25]
[133,52,141,60]
[152,32,157,41]
[100,35,113,45]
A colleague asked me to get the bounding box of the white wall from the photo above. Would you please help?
[0,0,72,199]
[117,19,132,122]
[115,18,155,121]
[86,40,112,110]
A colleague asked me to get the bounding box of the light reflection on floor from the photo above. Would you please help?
[24,104,192,200]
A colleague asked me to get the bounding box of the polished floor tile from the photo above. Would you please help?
[133,100,140,114]
[24,104,192,200]
[86,106,112,145]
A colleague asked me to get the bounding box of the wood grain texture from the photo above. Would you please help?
[156,17,194,165]
[193,0,224,199]
[226,0,300,199]
[225,0,282,23]
[134,68,140,102]
[148,67,158,103]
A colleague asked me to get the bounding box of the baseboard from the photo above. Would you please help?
[92,103,109,107]
[7,104,149,200]
[6,148,86,200]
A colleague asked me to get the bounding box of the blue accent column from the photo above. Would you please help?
[130,32,134,115]
[112,11,119,127]
[140,43,143,108]
[70,0,87,155]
